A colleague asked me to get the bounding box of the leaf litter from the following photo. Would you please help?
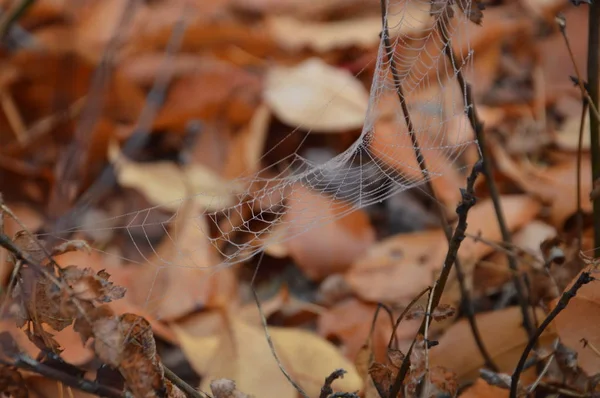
[0,0,600,397]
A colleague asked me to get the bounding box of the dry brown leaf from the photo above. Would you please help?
[493,145,591,228]
[109,141,241,212]
[264,58,369,132]
[0,364,27,398]
[267,5,431,53]
[430,306,556,382]
[345,195,540,304]
[266,16,382,52]
[368,118,464,211]
[153,61,262,132]
[174,315,362,398]
[223,104,271,180]
[318,298,414,363]
[126,213,237,321]
[553,266,600,375]
[280,184,376,280]
[230,0,376,18]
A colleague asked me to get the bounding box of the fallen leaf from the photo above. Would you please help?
[154,60,262,132]
[492,145,591,228]
[368,118,465,211]
[553,266,600,375]
[345,195,540,304]
[430,306,556,382]
[223,105,271,180]
[280,184,376,280]
[264,58,369,132]
[554,112,590,151]
[318,298,413,363]
[174,314,362,398]
[109,141,240,212]
[266,4,431,53]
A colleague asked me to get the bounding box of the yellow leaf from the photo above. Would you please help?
[264,58,369,132]
[108,141,240,212]
[174,316,363,398]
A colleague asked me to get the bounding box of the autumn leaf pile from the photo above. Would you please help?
[0,0,600,397]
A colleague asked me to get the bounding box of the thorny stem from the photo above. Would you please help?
[586,2,600,256]
[389,160,482,397]
[437,17,536,340]
[0,354,124,398]
[510,271,595,398]
[379,0,498,382]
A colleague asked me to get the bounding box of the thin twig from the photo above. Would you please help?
[555,15,600,122]
[387,287,430,350]
[1,354,124,398]
[379,0,498,376]
[576,102,588,251]
[250,254,310,398]
[580,338,600,358]
[587,0,600,256]
[389,159,482,397]
[438,15,535,340]
[163,364,207,398]
[556,14,600,253]
[510,271,595,398]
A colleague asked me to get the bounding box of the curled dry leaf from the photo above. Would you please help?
[93,313,173,397]
[174,315,362,398]
[264,58,369,132]
[553,266,600,375]
[368,362,395,398]
[430,306,556,382]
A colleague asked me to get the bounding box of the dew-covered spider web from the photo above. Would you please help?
[41,0,482,319]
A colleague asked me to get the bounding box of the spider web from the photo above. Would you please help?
[41,0,481,319]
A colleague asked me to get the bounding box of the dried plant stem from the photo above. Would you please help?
[389,160,482,397]
[557,15,600,252]
[380,0,498,377]
[510,271,595,398]
[0,355,124,398]
[587,2,600,256]
[163,365,206,398]
[437,17,535,340]
[577,103,588,250]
